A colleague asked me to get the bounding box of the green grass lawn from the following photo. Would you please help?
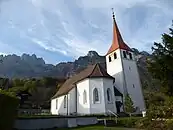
[58,125,137,130]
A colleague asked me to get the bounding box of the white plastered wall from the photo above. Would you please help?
[102,78,117,113]
[106,48,146,112]
[106,49,124,95]
[51,95,67,115]
[76,78,90,115]
[76,77,116,115]
[51,98,57,115]
[89,78,106,114]
[68,88,76,114]
[121,54,146,111]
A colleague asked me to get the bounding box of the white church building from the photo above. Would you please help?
[51,14,146,116]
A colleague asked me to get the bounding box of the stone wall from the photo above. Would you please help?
[18,109,50,115]
[14,117,98,130]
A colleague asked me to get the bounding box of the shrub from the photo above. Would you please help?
[116,117,142,128]
[135,117,151,129]
[0,92,19,130]
[147,94,173,120]
[165,120,173,130]
[136,118,173,130]
[147,120,166,130]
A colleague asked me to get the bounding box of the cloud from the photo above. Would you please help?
[78,0,150,9]
[0,52,7,56]
[0,0,172,64]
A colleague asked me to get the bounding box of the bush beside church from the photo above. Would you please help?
[0,91,19,130]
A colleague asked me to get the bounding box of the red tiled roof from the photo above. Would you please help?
[52,63,114,99]
[106,17,131,55]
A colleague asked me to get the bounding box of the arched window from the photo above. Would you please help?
[64,96,67,108]
[93,88,99,103]
[109,56,111,62]
[83,90,87,104]
[107,88,112,102]
[114,52,117,59]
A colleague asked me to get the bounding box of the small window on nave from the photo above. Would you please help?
[123,51,127,58]
[129,53,133,60]
[109,56,112,62]
[56,99,58,109]
[114,52,117,59]
[64,96,67,108]
[83,90,87,104]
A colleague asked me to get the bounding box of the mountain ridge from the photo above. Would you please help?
[0,49,151,83]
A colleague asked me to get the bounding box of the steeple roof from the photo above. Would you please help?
[106,12,131,55]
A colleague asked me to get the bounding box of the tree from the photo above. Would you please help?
[16,89,32,107]
[147,95,173,119]
[24,80,37,93]
[0,78,9,90]
[124,94,135,114]
[147,21,173,96]
[12,78,25,87]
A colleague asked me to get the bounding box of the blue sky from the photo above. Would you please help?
[0,0,173,64]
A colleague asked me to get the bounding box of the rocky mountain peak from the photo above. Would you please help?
[87,51,99,57]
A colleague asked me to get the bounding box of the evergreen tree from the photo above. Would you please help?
[148,21,173,96]
[124,94,135,114]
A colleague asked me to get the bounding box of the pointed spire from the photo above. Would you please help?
[112,8,115,20]
[106,9,131,55]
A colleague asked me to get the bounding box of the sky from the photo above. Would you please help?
[0,0,173,64]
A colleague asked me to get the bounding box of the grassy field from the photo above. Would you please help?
[58,125,137,130]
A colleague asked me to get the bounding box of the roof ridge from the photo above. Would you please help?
[97,63,103,76]
[88,63,98,77]
[113,17,124,45]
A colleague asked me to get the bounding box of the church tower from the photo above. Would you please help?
[106,12,146,113]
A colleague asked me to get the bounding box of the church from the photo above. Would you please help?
[51,13,146,115]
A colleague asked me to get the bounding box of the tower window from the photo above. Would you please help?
[133,84,135,88]
[109,56,112,62]
[123,51,127,58]
[129,66,131,70]
[114,52,117,59]
[129,53,133,60]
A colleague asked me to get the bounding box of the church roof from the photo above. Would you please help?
[106,13,131,55]
[52,63,115,99]
[114,87,123,97]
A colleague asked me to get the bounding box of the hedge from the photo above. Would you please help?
[17,114,142,120]
[0,92,19,130]
[18,114,111,119]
